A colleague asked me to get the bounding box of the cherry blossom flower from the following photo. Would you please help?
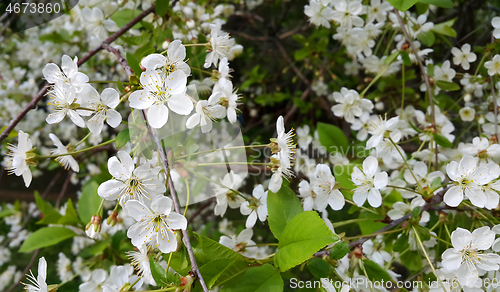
[45,84,85,127]
[204,22,232,68]
[128,244,156,286]
[485,55,500,76]
[451,44,477,70]
[272,115,297,167]
[442,227,500,286]
[331,87,373,123]
[125,195,187,253]
[444,156,496,207]
[462,137,500,165]
[102,265,143,292]
[129,70,193,129]
[80,86,122,135]
[48,133,79,172]
[214,170,245,216]
[79,269,107,292]
[459,107,476,122]
[331,0,364,28]
[97,151,166,206]
[304,0,335,28]
[219,229,257,257]
[214,80,240,124]
[240,184,268,228]
[492,17,500,39]
[42,55,89,92]
[81,7,119,40]
[309,164,345,211]
[365,0,392,23]
[140,40,191,77]
[22,257,48,292]
[296,125,313,150]
[366,115,401,149]
[269,152,294,193]
[5,130,33,188]
[404,161,445,195]
[351,156,388,207]
[186,92,226,133]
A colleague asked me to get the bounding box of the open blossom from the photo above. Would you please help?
[240,184,268,228]
[80,86,122,135]
[365,0,392,23]
[214,80,239,123]
[404,161,445,195]
[269,152,294,193]
[273,115,296,167]
[79,269,107,292]
[48,133,79,172]
[331,0,364,28]
[444,156,498,207]
[128,244,156,286]
[366,115,401,149]
[442,227,500,286]
[125,195,187,253]
[308,164,345,211]
[102,265,143,292]
[42,55,89,92]
[351,156,388,207]
[81,7,119,40]
[5,130,33,188]
[493,17,500,39]
[331,87,373,123]
[304,0,335,28]
[451,44,476,70]
[129,70,193,128]
[140,40,191,77]
[22,257,48,292]
[45,84,85,127]
[485,55,500,76]
[214,170,245,216]
[220,229,257,257]
[462,137,500,165]
[97,151,166,206]
[204,21,232,68]
[186,92,226,133]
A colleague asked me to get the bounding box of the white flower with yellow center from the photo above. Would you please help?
[22,257,49,292]
[485,54,500,76]
[125,195,187,253]
[186,92,226,133]
[129,70,193,129]
[80,86,122,135]
[141,40,191,77]
[42,55,89,93]
[45,84,85,128]
[442,227,500,286]
[97,151,166,206]
[351,156,388,207]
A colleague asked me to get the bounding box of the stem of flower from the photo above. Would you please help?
[37,139,116,159]
[412,226,448,292]
[186,168,250,202]
[183,178,190,216]
[175,144,269,160]
[75,132,92,147]
[389,137,423,191]
[344,199,379,215]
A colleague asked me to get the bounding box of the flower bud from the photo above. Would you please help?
[85,215,102,239]
[177,275,194,292]
[106,211,119,227]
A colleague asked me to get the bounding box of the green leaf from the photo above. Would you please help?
[432,19,457,37]
[19,227,76,253]
[0,208,16,218]
[111,9,143,28]
[358,212,387,235]
[150,255,169,286]
[220,264,283,292]
[412,206,421,219]
[316,122,348,154]
[384,51,400,65]
[364,259,392,282]
[307,258,330,278]
[267,185,303,240]
[126,52,142,76]
[401,50,412,66]
[436,80,460,91]
[78,181,101,225]
[434,94,460,111]
[294,49,309,61]
[417,31,435,47]
[401,251,421,271]
[418,0,453,7]
[195,233,245,262]
[57,199,81,226]
[115,129,130,149]
[433,133,453,148]
[387,0,418,11]
[330,241,350,259]
[155,0,170,17]
[164,244,190,274]
[201,259,248,288]
[393,233,409,252]
[0,126,17,139]
[275,211,338,271]
[34,191,62,225]
[334,164,358,190]
[293,34,307,45]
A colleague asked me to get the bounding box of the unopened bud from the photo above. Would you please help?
[106,211,119,227]
[85,215,102,239]
[177,275,194,292]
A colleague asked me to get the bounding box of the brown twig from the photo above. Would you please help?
[102,43,134,76]
[144,113,209,292]
[0,5,156,144]
[284,87,311,123]
[6,249,39,292]
[55,170,73,209]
